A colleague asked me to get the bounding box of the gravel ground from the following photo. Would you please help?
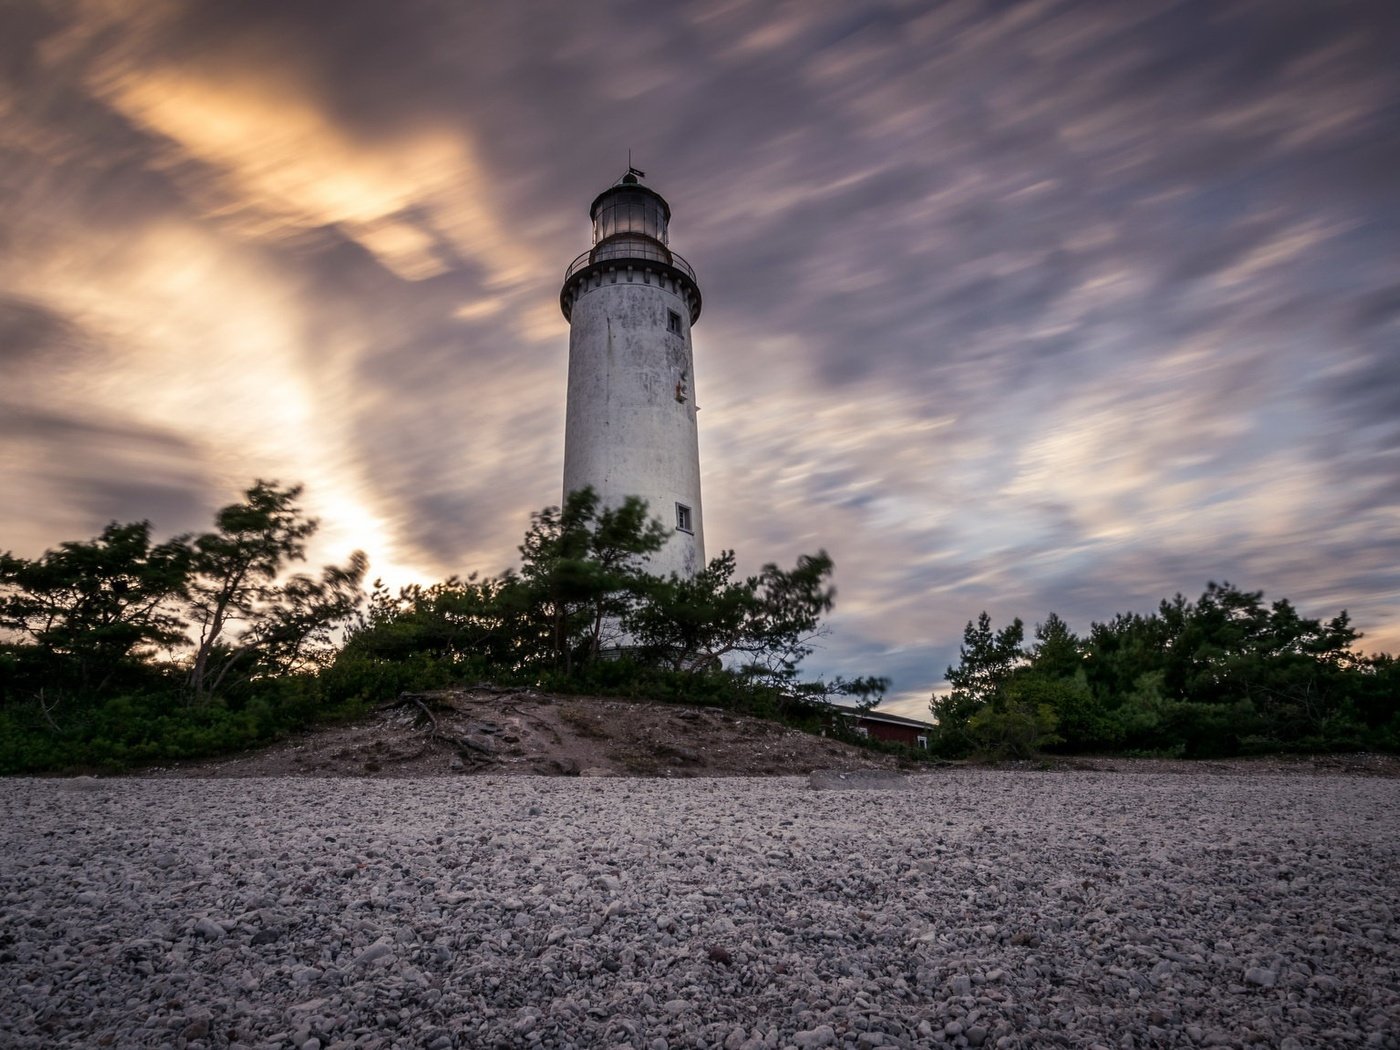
[2,772,1397,1049]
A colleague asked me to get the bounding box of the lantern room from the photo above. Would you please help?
[561,168,701,324]
[588,170,672,266]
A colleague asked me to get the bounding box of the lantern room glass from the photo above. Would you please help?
[593,189,669,246]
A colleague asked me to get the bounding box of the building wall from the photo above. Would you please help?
[859,720,923,746]
[563,271,704,579]
[847,716,931,747]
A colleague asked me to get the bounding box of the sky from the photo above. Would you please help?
[2,0,1398,719]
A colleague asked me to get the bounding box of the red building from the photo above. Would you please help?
[839,709,933,749]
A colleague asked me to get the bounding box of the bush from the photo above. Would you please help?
[934,586,1400,758]
[0,674,372,775]
[319,650,472,706]
[1,485,878,772]
[967,696,1061,760]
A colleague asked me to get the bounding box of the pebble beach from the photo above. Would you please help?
[2,771,1397,1048]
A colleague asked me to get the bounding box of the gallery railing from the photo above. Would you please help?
[564,245,697,285]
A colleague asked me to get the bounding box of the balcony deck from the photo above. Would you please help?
[564,245,697,285]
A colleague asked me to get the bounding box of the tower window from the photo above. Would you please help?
[675,503,693,534]
[667,309,682,334]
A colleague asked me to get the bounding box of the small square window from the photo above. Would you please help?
[667,310,682,334]
[675,503,692,533]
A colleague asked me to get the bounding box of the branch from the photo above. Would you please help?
[37,689,61,733]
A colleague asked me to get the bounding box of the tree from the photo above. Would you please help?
[623,550,754,670]
[245,552,369,677]
[347,573,513,663]
[1031,612,1081,679]
[185,481,363,698]
[966,677,1063,760]
[329,495,848,714]
[513,487,668,672]
[951,612,1027,702]
[932,612,1025,730]
[624,549,837,687]
[738,551,837,688]
[1143,582,1365,745]
[1081,610,1171,712]
[330,572,523,703]
[1352,654,1400,748]
[0,521,191,700]
[1015,613,1122,750]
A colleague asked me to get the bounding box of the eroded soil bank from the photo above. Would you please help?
[131,688,1399,781]
[140,689,910,780]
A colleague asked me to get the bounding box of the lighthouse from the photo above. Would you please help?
[559,169,705,578]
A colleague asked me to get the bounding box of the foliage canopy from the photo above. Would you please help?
[930,582,1399,758]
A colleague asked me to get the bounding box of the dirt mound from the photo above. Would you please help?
[136,690,1399,780]
[146,688,912,779]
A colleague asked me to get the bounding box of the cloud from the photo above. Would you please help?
[0,403,210,552]
[0,294,82,366]
[2,0,1397,698]
[92,52,536,289]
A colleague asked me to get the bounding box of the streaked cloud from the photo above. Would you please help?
[3,0,1397,720]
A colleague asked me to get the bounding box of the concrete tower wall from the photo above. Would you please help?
[563,270,704,578]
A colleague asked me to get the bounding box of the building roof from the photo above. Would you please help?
[588,174,672,223]
[837,707,934,731]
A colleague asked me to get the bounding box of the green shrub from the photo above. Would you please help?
[967,697,1061,761]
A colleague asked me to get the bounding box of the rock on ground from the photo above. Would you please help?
[2,772,1398,1048]
[807,769,912,790]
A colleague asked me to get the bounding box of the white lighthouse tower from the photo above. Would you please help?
[560,169,705,578]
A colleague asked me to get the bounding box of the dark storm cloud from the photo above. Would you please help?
[137,1,685,216]
[67,476,211,540]
[1348,285,1400,336]
[620,0,1400,427]
[0,404,211,540]
[0,8,194,233]
[0,294,80,366]
[0,405,199,469]
[0,5,65,90]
